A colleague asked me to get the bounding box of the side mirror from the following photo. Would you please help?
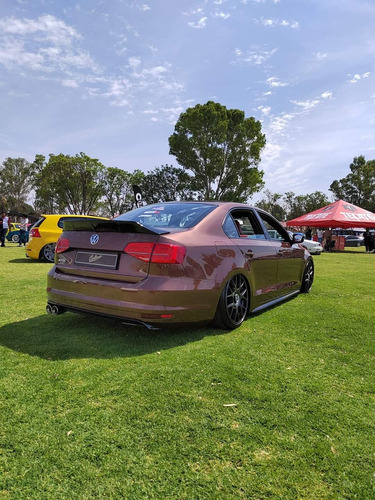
[292,233,304,244]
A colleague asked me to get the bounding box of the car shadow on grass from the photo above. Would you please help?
[0,312,226,361]
[8,258,52,264]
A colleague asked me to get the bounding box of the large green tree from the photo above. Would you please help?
[255,190,286,220]
[255,190,329,221]
[0,157,33,212]
[31,154,61,214]
[283,191,330,220]
[168,101,266,202]
[330,156,375,212]
[102,167,145,217]
[32,153,106,214]
[141,164,197,204]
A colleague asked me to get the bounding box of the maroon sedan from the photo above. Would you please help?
[46,202,313,330]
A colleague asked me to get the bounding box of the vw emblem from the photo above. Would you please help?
[90,234,100,245]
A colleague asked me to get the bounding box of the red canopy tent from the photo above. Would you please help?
[286,200,375,229]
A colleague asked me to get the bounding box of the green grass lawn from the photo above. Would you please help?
[0,244,374,499]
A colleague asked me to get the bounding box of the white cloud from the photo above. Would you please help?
[314,52,328,60]
[321,91,333,99]
[137,4,151,11]
[266,76,288,87]
[0,14,80,45]
[188,17,208,29]
[235,47,277,66]
[258,105,271,115]
[347,71,371,83]
[268,113,294,133]
[257,17,299,29]
[0,14,185,117]
[291,99,320,111]
[0,15,97,73]
[128,56,141,68]
[213,11,231,20]
[62,79,79,88]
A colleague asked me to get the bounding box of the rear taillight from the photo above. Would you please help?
[124,242,186,264]
[30,227,41,238]
[56,237,70,254]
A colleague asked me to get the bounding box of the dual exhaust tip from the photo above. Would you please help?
[46,303,158,329]
[46,303,65,315]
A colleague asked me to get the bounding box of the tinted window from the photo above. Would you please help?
[257,212,290,242]
[32,217,46,228]
[223,210,266,239]
[58,217,103,229]
[115,203,217,230]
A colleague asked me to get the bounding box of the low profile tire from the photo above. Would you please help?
[12,234,19,243]
[213,274,249,330]
[41,243,56,263]
[301,259,314,293]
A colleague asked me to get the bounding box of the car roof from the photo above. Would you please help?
[41,214,106,219]
[123,201,260,211]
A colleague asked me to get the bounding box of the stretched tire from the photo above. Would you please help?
[301,259,314,293]
[213,274,249,330]
[12,234,19,243]
[41,243,56,263]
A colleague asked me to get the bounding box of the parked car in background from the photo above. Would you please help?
[46,202,314,330]
[6,223,21,243]
[344,235,364,247]
[287,231,323,255]
[26,214,107,262]
[6,222,32,243]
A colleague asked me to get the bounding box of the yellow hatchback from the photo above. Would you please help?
[26,214,107,262]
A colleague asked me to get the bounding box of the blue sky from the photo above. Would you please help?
[1,0,374,202]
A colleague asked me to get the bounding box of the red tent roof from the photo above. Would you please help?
[286,200,375,229]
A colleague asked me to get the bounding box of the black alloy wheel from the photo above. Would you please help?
[301,259,314,293]
[213,274,249,329]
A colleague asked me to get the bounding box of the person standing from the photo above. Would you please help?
[0,212,10,247]
[370,231,375,253]
[317,228,324,244]
[305,227,312,240]
[324,228,333,251]
[18,215,29,246]
[363,229,372,253]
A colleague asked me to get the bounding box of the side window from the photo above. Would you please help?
[223,215,239,238]
[257,212,290,242]
[223,211,266,239]
[58,217,76,229]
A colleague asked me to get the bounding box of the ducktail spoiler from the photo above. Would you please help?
[62,218,170,236]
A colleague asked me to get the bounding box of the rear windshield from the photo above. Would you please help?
[115,203,217,230]
[32,217,46,228]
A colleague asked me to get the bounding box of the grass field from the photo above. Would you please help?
[0,244,374,499]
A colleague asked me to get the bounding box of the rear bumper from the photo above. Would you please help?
[47,267,219,325]
[25,242,42,260]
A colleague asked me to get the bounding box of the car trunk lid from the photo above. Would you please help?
[55,219,171,282]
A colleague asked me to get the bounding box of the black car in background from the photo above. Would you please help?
[344,235,364,247]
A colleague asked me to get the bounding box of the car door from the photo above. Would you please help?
[223,209,279,308]
[256,211,304,296]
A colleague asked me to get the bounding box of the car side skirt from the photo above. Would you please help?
[251,290,300,315]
